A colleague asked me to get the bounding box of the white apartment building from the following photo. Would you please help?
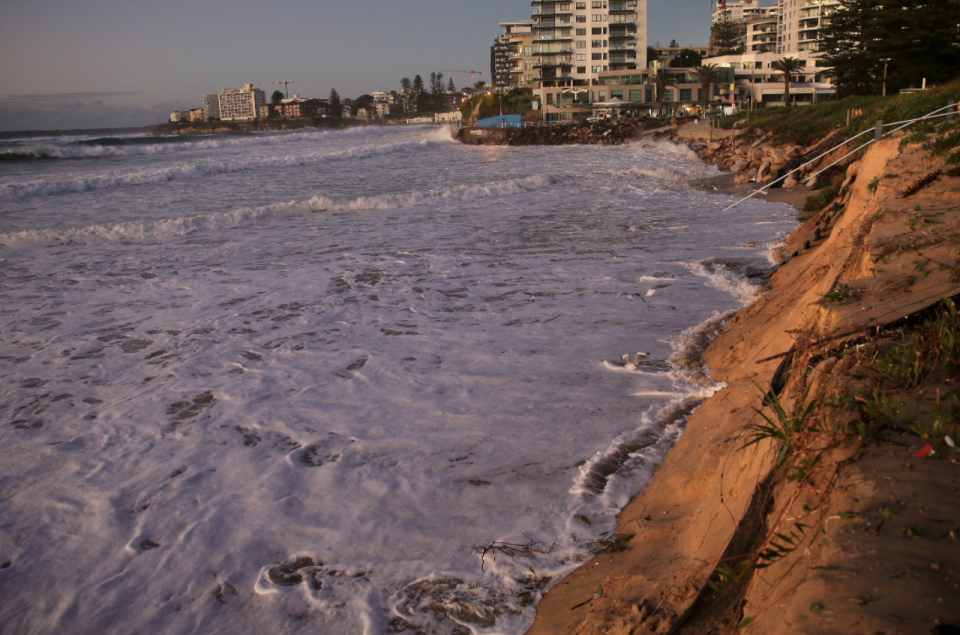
[776,0,839,54]
[218,84,267,122]
[711,0,778,24]
[493,20,537,91]
[708,50,835,106]
[530,0,647,92]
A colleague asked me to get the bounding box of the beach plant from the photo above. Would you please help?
[803,184,842,216]
[825,282,861,304]
[707,559,752,595]
[743,385,821,466]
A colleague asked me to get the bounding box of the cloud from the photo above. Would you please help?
[0,93,176,132]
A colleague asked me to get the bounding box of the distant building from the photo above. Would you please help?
[530,0,648,106]
[375,102,392,118]
[708,50,836,106]
[711,0,778,24]
[492,21,536,91]
[775,0,839,55]
[650,45,719,68]
[537,66,735,122]
[218,84,266,122]
[201,94,221,120]
[435,111,463,124]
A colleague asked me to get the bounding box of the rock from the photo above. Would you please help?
[733,118,750,129]
[757,161,772,181]
[734,173,753,184]
[708,141,722,151]
[805,175,819,188]
[841,160,862,189]
[730,161,747,173]
[784,176,799,188]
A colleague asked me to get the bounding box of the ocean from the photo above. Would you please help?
[0,125,796,634]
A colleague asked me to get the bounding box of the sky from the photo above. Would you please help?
[0,0,765,131]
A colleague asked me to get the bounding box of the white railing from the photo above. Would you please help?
[723,101,959,212]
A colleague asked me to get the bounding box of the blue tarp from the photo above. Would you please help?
[477,115,524,129]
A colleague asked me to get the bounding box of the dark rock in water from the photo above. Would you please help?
[267,556,317,586]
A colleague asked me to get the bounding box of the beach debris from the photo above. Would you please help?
[946,435,956,448]
[621,352,651,370]
[475,536,556,571]
[915,444,936,458]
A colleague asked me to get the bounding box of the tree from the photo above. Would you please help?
[771,57,804,106]
[400,77,415,115]
[328,88,341,117]
[695,64,720,115]
[670,49,703,68]
[447,78,456,93]
[647,46,660,67]
[669,39,679,48]
[271,90,284,104]
[820,0,960,97]
[413,74,426,113]
[475,80,486,90]
[711,11,746,55]
[352,94,374,117]
[652,68,678,116]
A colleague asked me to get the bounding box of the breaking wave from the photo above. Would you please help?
[0,127,453,201]
[0,173,552,245]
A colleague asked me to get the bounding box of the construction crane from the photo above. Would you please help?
[255,80,296,98]
[436,70,484,89]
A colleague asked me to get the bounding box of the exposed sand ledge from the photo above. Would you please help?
[527,134,960,633]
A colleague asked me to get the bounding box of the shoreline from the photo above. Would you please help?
[527,128,960,633]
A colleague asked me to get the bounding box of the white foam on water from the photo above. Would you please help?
[0,126,798,635]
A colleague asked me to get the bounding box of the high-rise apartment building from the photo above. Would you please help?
[201,94,221,121]
[530,0,647,90]
[218,84,266,122]
[776,0,839,54]
[711,0,778,24]
[491,21,537,91]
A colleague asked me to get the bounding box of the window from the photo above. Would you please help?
[576,28,586,35]
[598,91,606,100]
[576,2,586,8]
[577,66,587,73]
[592,27,603,34]
[560,16,570,23]
[577,54,586,61]
[547,93,554,105]
[576,40,587,48]
[663,89,675,102]
[592,14,603,21]
[645,87,654,102]
[603,27,607,34]
[629,89,643,102]
[611,90,623,99]
[592,40,602,47]
[592,52,603,60]
[592,1,606,7]
[679,88,692,101]
[576,15,586,22]
[559,3,571,9]
[593,66,604,73]
[697,88,704,101]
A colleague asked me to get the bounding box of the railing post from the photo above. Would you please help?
[949,99,956,123]
[875,120,883,141]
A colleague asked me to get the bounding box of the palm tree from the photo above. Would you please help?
[652,68,678,117]
[771,57,804,106]
[695,64,720,117]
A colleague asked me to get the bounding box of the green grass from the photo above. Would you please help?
[719,82,960,146]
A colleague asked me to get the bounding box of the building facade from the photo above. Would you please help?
[201,94,221,120]
[495,21,537,91]
[530,1,647,89]
[218,84,266,122]
[711,0,778,24]
[708,50,835,106]
[775,0,839,55]
[536,66,735,121]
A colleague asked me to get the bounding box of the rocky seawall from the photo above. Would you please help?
[456,118,691,146]
[527,130,960,634]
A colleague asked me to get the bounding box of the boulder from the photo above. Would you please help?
[757,161,772,181]
[734,173,753,184]
[784,176,799,188]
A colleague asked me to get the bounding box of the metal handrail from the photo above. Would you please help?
[722,102,959,212]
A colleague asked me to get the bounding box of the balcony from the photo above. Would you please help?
[609,2,639,12]
[533,6,572,15]
[609,15,637,25]
[535,55,574,68]
[534,31,573,42]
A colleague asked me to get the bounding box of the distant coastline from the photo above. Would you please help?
[151,117,374,136]
[0,125,155,140]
